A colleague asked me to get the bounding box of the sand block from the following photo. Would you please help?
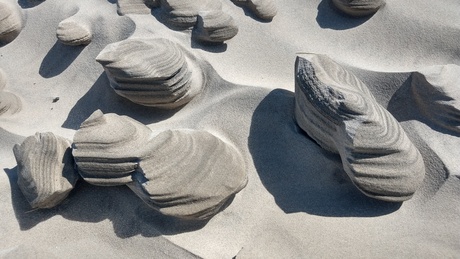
[13,132,78,209]
[96,38,203,109]
[231,0,277,21]
[332,0,385,17]
[73,110,247,220]
[294,54,425,202]
[0,0,23,46]
[193,10,238,44]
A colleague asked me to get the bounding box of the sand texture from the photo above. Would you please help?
[1,0,459,258]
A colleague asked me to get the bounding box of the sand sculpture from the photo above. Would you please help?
[332,0,385,17]
[56,10,92,46]
[411,65,460,135]
[0,69,21,116]
[115,0,277,44]
[13,133,78,209]
[96,38,204,109]
[294,54,425,202]
[0,0,23,46]
[231,0,277,21]
[13,110,247,220]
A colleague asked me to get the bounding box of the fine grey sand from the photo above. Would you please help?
[1,0,459,258]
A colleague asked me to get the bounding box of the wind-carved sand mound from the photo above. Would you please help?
[116,0,159,15]
[332,0,385,17]
[411,65,460,135]
[56,9,92,46]
[231,0,277,21]
[193,10,239,44]
[13,110,247,220]
[72,110,247,220]
[0,69,21,116]
[13,132,79,209]
[294,54,425,202]
[0,0,23,46]
[96,38,204,109]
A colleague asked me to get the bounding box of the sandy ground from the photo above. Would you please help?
[1,0,459,258]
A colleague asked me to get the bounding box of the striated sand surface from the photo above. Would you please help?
[1,0,459,258]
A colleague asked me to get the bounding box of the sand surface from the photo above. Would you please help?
[1,0,459,258]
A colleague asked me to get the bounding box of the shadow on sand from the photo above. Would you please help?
[4,166,210,238]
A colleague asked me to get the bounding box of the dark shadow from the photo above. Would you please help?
[387,75,460,137]
[316,0,374,30]
[248,89,402,217]
[18,0,45,8]
[106,0,116,4]
[39,41,85,78]
[150,8,192,32]
[4,167,209,237]
[62,73,180,129]
[191,40,227,53]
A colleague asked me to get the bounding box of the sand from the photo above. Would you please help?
[1,0,459,258]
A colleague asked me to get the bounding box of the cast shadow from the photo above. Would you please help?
[248,89,402,217]
[387,75,460,137]
[39,41,85,78]
[62,73,179,130]
[4,167,209,238]
[18,0,44,8]
[316,0,373,30]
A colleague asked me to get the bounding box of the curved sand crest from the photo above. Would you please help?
[294,54,425,202]
[0,0,23,46]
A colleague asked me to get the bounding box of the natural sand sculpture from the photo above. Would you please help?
[116,0,153,15]
[13,110,247,220]
[332,0,385,17]
[0,0,23,46]
[96,38,204,109]
[13,132,78,209]
[294,54,425,202]
[231,0,277,21]
[411,65,460,135]
[56,10,93,46]
[193,10,239,43]
[0,69,21,115]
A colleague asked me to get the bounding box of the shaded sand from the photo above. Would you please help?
[1,0,459,258]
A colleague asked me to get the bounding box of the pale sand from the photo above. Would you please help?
[1,0,459,258]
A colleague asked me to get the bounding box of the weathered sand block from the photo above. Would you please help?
[231,0,277,21]
[332,0,385,17]
[193,10,239,43]
[159,0,222,29]
[13,133,79,209]
[0,0,23,46]
[73,110,247,220]
[294,54,425,202]
[411,64,460,135]
[56,9,92,46]
[96,38,204,109]
[116,0,154,15]
[128,129,248,220]
[72,110,153,186]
